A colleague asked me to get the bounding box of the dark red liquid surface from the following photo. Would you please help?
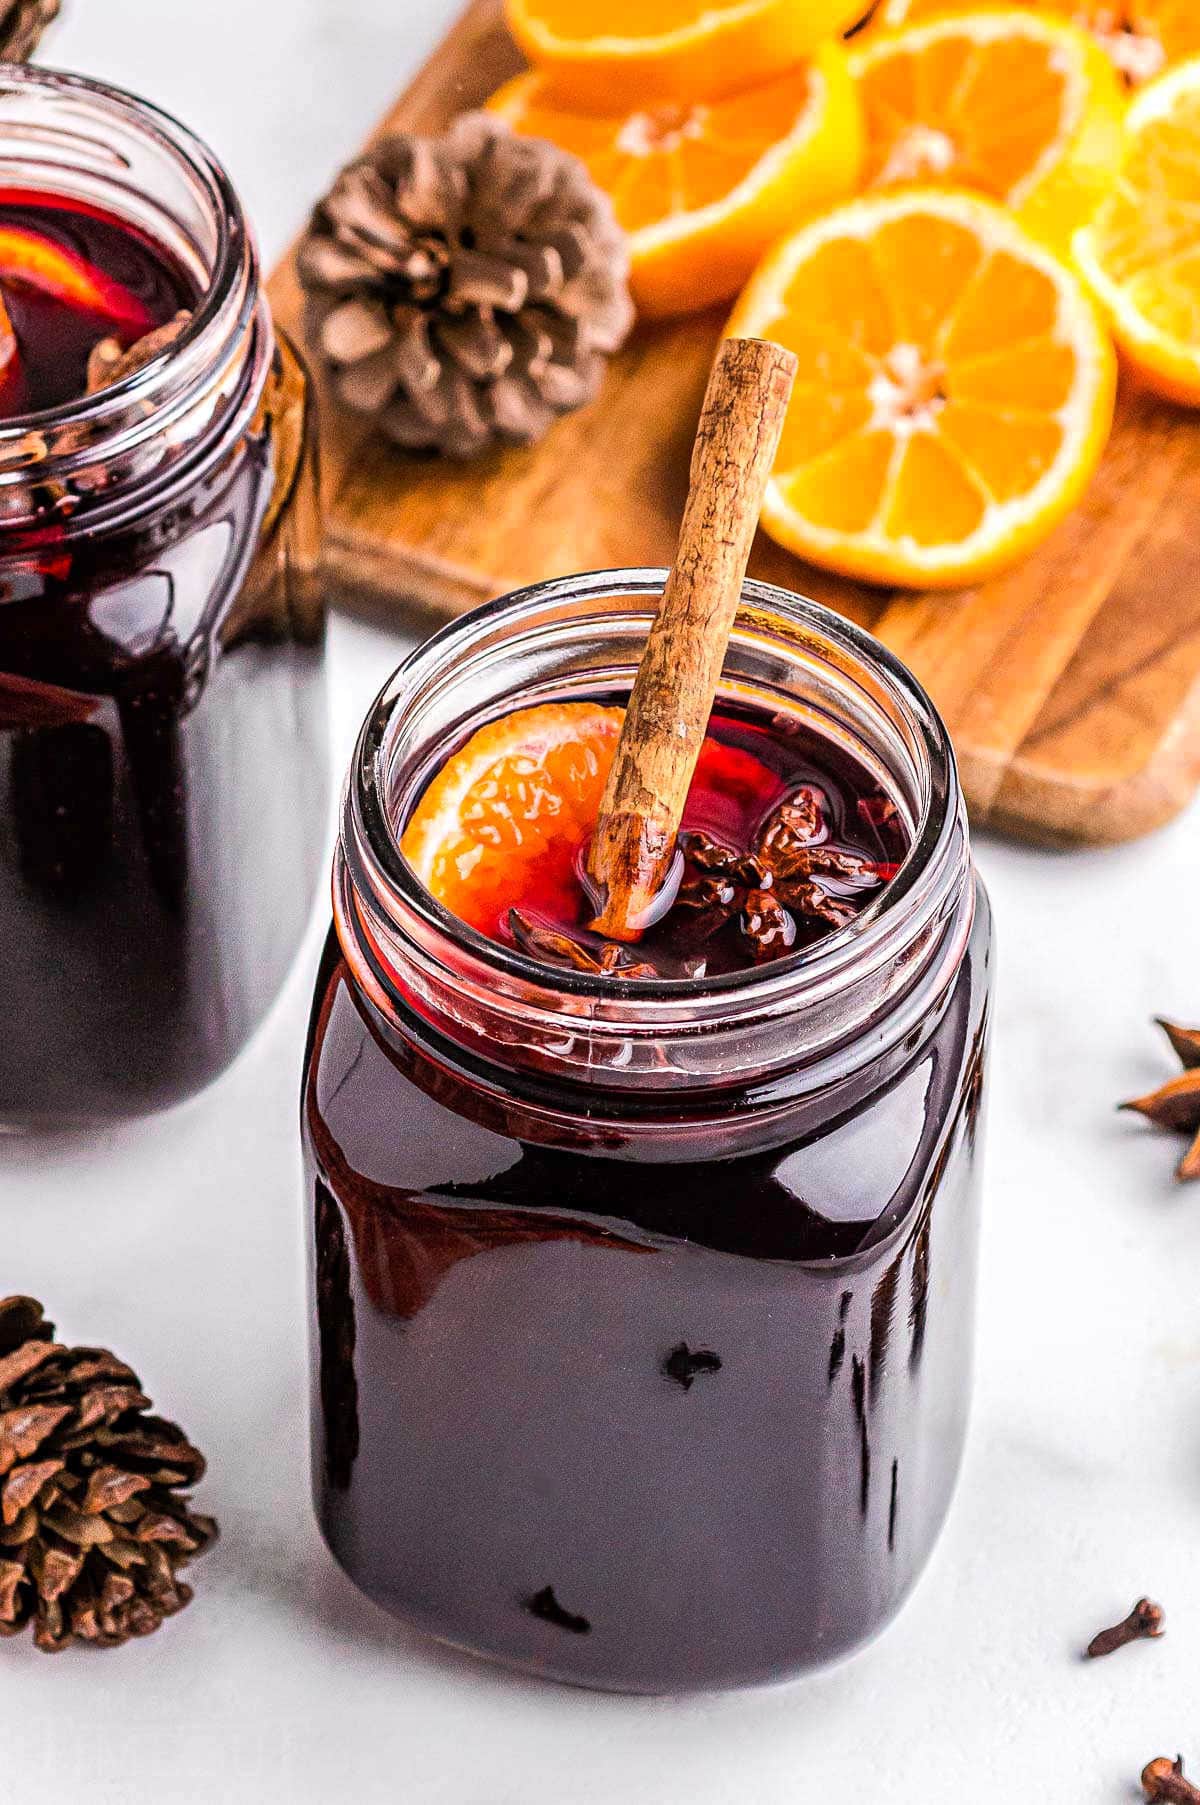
[304,694,991,1691]
[0,193,192,414]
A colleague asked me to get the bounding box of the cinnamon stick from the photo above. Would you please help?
[587,335,797,940]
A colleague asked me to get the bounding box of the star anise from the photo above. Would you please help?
[508,908,660,979]
[1121,1018,1200,1181]
[678,829,767,890]
[676,788,895,960]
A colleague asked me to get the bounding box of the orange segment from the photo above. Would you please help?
[505,0,864,106]
[937,401,1066,499]
[871,0,1200,88]
[728,188,1116,587]
[776,430,898,534]
[849,9,1126,252]
[1074,57,1200,403]
[490,45,863,317]
[401,703,624,939]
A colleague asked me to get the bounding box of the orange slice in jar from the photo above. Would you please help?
[0,226,155,332]
[400,702,625,939]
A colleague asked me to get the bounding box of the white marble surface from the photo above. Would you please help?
[4,3,1200,1799]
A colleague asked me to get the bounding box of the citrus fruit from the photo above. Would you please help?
[870,0,1200,89]
[849,9,1125,252]
[1073,57,1200,404]
[504,0,864,107]
[727,188,1117,587]
[401,702,624,939]
[490,45,863,317]
[0,226,154,332]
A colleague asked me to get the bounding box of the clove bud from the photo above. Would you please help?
[1087,1597,1165,1658]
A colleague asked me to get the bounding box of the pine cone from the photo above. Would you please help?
[0,0,59,59]
[0,1296,217,1651]
[298,112,634,459]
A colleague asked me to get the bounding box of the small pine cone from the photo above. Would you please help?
[0,1296,217,1652]
[297,112,634,460]
[0,0,59,59]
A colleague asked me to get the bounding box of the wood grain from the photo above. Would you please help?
[267,0,1200,847]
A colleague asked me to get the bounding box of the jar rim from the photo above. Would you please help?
[0,64,261,519]
[346,568,968,1024]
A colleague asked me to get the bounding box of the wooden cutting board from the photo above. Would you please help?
[267,0,1200,846]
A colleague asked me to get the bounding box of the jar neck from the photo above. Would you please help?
[335,572,976,1108]
[0,67,267,542]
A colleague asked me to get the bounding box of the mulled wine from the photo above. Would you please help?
[302,573,992,1692]
[0,71,327,1124]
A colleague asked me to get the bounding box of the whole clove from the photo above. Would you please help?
[1087,1597,1165,1658]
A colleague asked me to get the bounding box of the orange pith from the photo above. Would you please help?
[1073,58,1200,403]
[871,0,1200,88]
[849,10,1126,251]
[400,703,624,939]
[489,44,863,316]
[727,189,1117,587]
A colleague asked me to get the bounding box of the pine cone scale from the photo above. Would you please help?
[0,1341,64,1393]
[0,0,59,61]
[446,246,529,313]
[2,1457,63,1523]
[300,112,633,459]
[1,1403,71,1469]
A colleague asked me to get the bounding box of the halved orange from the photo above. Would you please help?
[1074,57,1200,403]
[871,0,1199,88]
[504,0,865,106]
[727,188,1117,587]
[490,44,863,317]
[849,9,1125,252]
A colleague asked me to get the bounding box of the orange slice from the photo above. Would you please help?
[871,0,1200,88]
[401,703,624,938]
[0,226,155,332]
[504,0,865,107]
[490,45,863,318]
[849,9,1125,252]
[727,188,1116,587]
[1074,57,1200,403]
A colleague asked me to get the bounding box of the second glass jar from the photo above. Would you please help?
[0,69,327,1124]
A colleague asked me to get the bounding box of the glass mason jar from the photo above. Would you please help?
[0,69,327,1125]
[302,571,992,1694]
